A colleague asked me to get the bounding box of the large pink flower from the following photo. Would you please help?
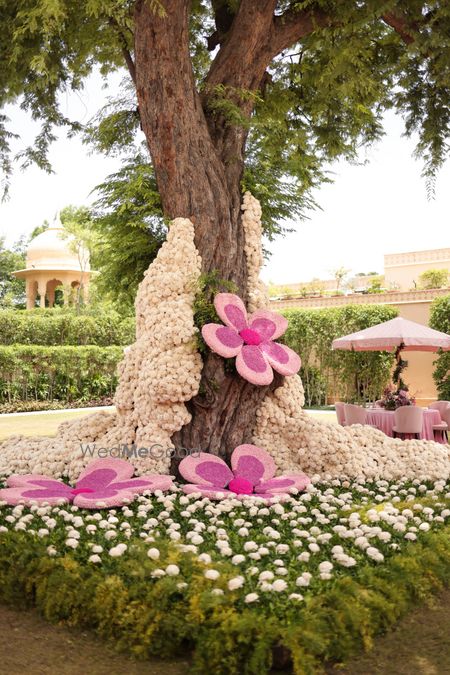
[179,444,310,501]
[0,458,174,509]
[201,293,300,385]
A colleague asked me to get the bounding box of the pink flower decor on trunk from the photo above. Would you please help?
[201,293,301,385]
[0,458,174,509]
[179,444,310,501]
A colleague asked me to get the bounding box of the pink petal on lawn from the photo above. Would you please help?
[255,474,311,494]
[182,484,236,500]
[6,475,68,489]
[73,490,135,509]
[260,342,301,376]
[108,476,174,493]
[231,444,275,484]
[249,310,288,341]
[236,345,273,385]
[201,324,243,358]
[0,486,72,506]
[214,293,248,332]
[76,458,134,490]
[179,453,233,487]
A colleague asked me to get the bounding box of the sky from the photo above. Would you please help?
[0,72,449,284]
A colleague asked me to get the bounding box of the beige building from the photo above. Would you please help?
[13,215,93,309]
[270,247,450,406]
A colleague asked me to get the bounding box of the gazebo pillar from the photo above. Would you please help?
[37,279,47,309]
[25,279,37,310]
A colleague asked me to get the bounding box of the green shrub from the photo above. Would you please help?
[0,345,123,403]
[0,308,135,346]
[282,305,398,404]
[429,294,450,400]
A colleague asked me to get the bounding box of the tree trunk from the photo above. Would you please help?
[134,0,279,460]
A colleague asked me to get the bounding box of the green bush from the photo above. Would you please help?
[429,294,450,400]
[0,345,123,403]
[282,305,398,404]
[0,308,135,346]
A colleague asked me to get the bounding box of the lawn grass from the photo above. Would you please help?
[0,408,337,442]
[0,409,115,441]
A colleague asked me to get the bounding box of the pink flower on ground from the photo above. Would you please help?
[0,459,174,509]
[201,293,301,385]
[179,444,310,501]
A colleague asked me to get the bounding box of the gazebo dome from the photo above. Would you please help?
[25,217,90,272]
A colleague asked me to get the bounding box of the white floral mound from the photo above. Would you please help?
[0,194,449,482]
[242,194,450,481]
[0,218,202,479]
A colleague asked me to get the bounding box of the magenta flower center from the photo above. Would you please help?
[239,328,262,346]
[228,477,254,495]
[70,488,95,495]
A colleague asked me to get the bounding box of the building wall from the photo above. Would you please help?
[384,248,450,291]
[270,288,450,406]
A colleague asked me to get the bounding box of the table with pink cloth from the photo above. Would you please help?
[366,408,443,442]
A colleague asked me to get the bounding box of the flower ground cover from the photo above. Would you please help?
[0,476,449,674]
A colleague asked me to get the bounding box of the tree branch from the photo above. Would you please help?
[382,11,419,45]
[269,7,333,57]
[207,0,236,51]
[108,17,136,85]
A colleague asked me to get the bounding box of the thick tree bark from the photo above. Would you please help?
[134,0,282,460]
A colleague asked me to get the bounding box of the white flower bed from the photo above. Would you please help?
[1,476,448,608]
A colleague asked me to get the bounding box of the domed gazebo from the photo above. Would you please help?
[13,214,93,309]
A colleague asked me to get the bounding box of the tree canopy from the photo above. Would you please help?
[1,1,450,224]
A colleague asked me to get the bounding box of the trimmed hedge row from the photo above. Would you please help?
[0,345,123,403]
[282,305,398,405]
[0,309,135,346]
[0,527,448,674]
[429,294,450,400]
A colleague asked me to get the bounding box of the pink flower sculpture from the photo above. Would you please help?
[179,444,310,500]
[0,458,174,509]
[201,293,301,385]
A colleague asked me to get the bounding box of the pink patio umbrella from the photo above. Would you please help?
[332,317,450,388]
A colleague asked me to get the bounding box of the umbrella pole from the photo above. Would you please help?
[393,342,408,389]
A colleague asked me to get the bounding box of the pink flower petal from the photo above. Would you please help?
[179,453,233,487]
[0,486,72,506]
[260,342,301,376]
[236,345,273,385]
[249,310,288,341]
[76,458,134,490]
[107,476,174,494]
[73,490,135,509]
[214,293,248,332]
[231,444,276,484]
[255,474,310,494]
[6,474,67,489]
[182,484,236,499]
[201,324,243,358]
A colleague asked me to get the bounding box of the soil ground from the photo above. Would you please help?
[1,588,449,675]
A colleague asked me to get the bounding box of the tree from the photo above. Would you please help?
[1,1,450,453]
[0,237,26,307]
[418,269,449,290]
[331,267,351,294]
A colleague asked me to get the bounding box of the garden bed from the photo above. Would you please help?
[0,477,449,674]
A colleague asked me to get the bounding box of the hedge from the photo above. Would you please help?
[282,305,398,405]
[0,345,123,403]
[429,294,450,400]
[0,308,135,346]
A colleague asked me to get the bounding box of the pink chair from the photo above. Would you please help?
[433,405,449,442]
[429,401,450,416]
[335,402,347,426]
[392,406,424,440]
[344,403,374,426]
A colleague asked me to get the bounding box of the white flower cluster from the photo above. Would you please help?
[241,191,269,312]
[1,478,448,607]
[0,218,203,479]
